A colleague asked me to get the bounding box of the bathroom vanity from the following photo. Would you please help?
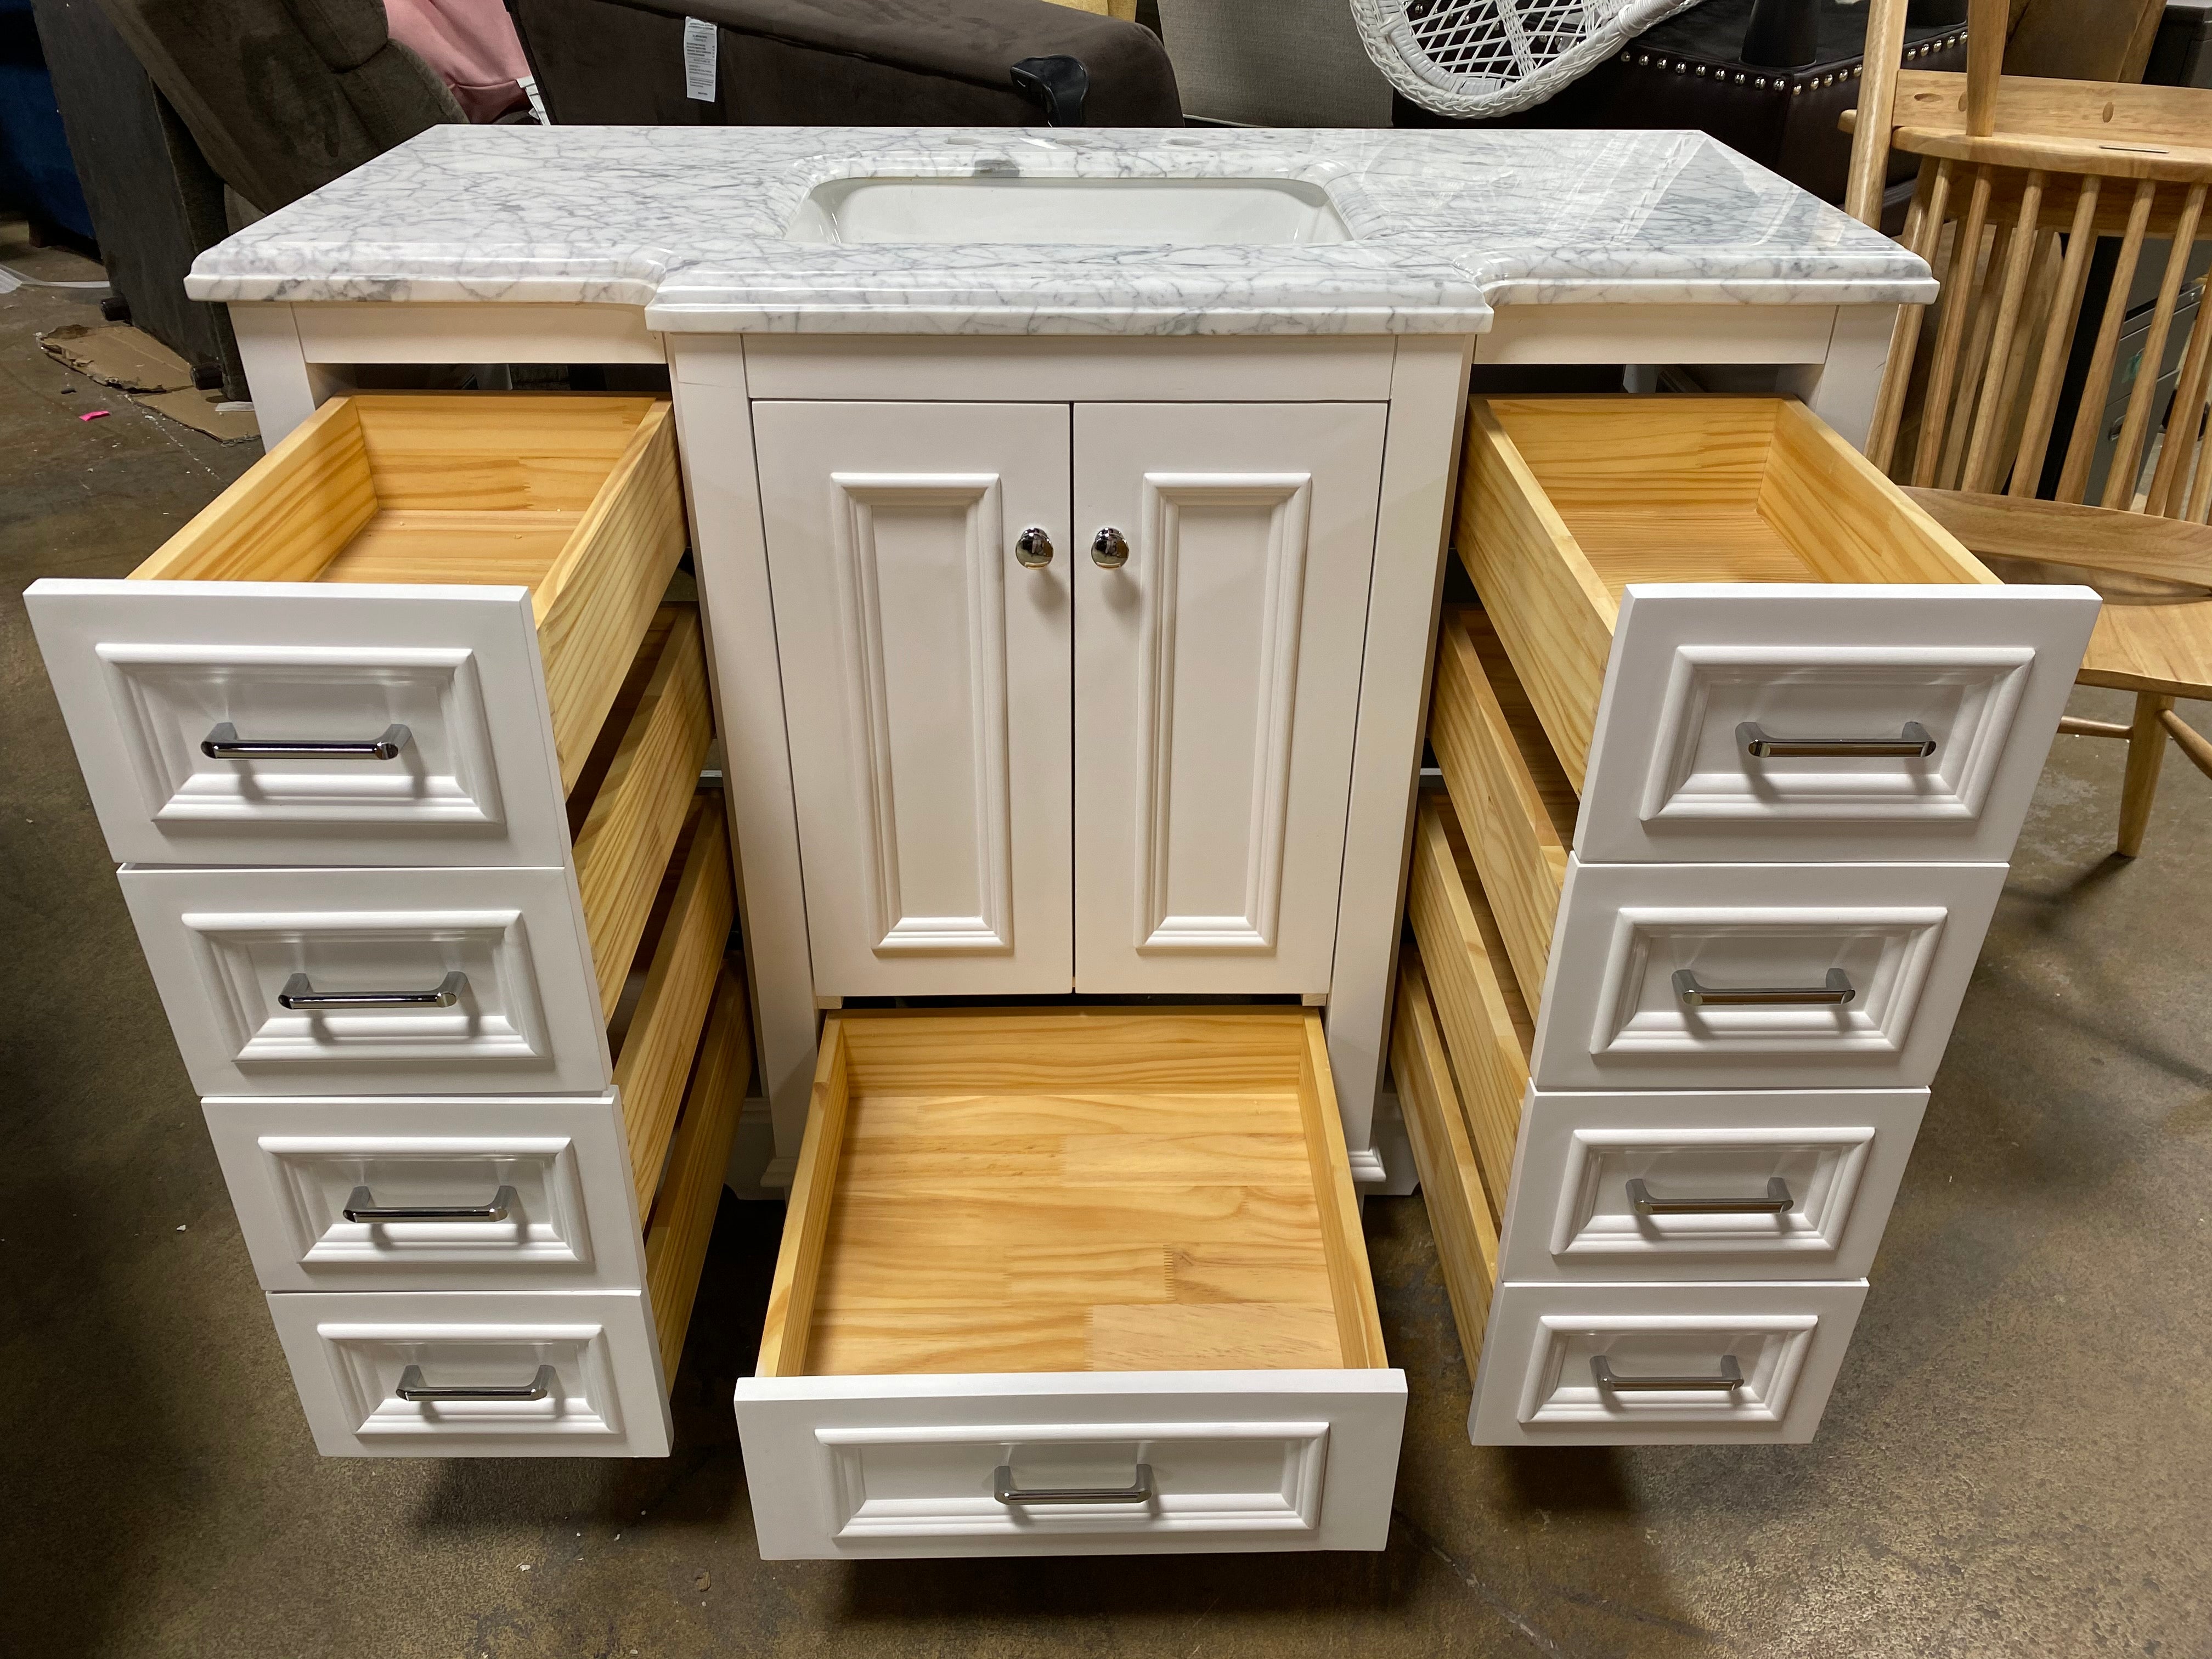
[27,125,2097,1554]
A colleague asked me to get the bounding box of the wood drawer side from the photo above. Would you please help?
[1761,402,1997,589]
[1390,953,1500,1390]
[612,795,735,1214]
[1405,797,1533,1217]
[645,966,753,1378]
[754,1014,852,1381]
[128,397,379,582]
[572,606,714,1018]
[1456,402,1617,792]
[1297,1011,1390,1373]
[535,402,689,792]
[1432,607,1573,1012]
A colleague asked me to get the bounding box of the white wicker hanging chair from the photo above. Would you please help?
[1350,0,1709,119]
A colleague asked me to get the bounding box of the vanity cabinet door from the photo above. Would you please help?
[754,403,1074,996]
[1072,404,1387,995]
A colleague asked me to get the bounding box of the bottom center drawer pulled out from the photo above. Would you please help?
[734,1008,1404,1559]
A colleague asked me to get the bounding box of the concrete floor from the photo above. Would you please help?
[5,235,2210,1659]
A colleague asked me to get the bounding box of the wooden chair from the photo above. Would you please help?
[1844,0,2212,856]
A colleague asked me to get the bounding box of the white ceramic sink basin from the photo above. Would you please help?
[785,176,1353,247]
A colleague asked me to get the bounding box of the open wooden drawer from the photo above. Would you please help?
[246,950,751,1458]
[1459,397,2097,865]
[120,641,722,1101]
[120,748,725,1097]
[734,1008,1403,1559]
[29,393,687,867]
[1430,603,2008,1091]
[1394,794,1901,1443]
[195,799,743,1294]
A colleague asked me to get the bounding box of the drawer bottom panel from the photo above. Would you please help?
[1470,1280,1866,1446]
[268,1289,671,1457]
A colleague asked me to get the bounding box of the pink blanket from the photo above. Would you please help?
[385,0,531,122]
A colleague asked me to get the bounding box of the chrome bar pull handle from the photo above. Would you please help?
[1629,1176,1792,1216]
[993,1463,1155,1505]
[1090,526,1130,568]
[203,721,412,760]
[344,1184,515,1224]
[279,970,467,1011]
[1739,720,1935,759]
[1674,967,1854,1008]
[1592,1355,1743,1392]
[1014,526,1054,568]
[396,1363,553,1403]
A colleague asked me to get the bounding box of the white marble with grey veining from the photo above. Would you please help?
[186,125,1932,335]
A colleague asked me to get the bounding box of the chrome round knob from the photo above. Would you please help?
[1014,526,1054,569]
[1091,527,1130,569]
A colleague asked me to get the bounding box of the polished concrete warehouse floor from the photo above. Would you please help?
[5,239,2209,1658]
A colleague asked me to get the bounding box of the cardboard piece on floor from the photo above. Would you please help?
[39,323,198,393]
[137,389,260,443]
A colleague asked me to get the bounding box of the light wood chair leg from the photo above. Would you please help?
[2118,693,2175,857]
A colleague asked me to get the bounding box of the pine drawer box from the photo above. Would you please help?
[254,961,751,1457]
[1427,627,2006,1092]
[1390,393,2100,1447]
[121,687,724,1102]
[734,1008,1404,1559]
[1393,804,1888,1446]
[29,393,687,870]
[1459,397,2098,866]
[1398,802,1936,1299]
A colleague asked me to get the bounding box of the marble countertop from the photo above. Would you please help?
[186,125,1932,336]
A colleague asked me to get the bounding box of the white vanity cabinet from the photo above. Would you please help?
[58,119,2044,1510]
[756,398,1387,998]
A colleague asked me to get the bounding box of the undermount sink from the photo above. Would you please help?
[783,175,1354,247]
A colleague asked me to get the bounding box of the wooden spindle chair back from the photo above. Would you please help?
[1844,0,2212,855]
[1869,163,2212,515]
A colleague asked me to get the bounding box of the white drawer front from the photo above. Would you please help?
[268,1290,669,1457]
[122,865,607,1097]
[1533,859,2006,1091]
[206,1096,643,1292]
[28,582,570,867]
[1500,1088,1927,1282]
[735,1372,1406,1559]
[1470,1280,1866,1445]
[1579,586,2097,865]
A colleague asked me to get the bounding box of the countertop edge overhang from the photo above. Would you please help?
[182,125,1934,334]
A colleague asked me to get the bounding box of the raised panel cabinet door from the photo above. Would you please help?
[1073,404,1387,995]
[754,403,1074,997]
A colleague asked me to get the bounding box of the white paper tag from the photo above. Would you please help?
[517,73,550,124]
[682,17,716,103]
